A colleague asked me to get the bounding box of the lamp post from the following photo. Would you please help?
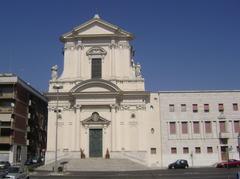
[238,133,240,159]
[53,84,63,172]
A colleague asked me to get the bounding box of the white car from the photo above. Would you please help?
[4,165,29,179]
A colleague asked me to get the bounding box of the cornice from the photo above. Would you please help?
[60,16,134,43]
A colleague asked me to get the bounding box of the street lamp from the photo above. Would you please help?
[53,84,63,172]
[238,133,240,159]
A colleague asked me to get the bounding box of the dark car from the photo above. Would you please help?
[216,159,240,168]
[0,161,10,170]
[168,159,189,169]
[4,165,29,179]
[24,159,33,166]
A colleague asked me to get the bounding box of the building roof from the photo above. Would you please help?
[0,73,47,102]
[158,90,240,94]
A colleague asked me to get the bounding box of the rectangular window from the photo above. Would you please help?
[171,147,177,154]
[0,144,11,151]
[181,122,188,134]
[0,100,13,107]
[193,104,198,113]
[91,58,102,78]
[0,128,11,136]
[195,147,201,153]
[204,104,209,112]
[219,121,226,133]
[181,104,186,112]
[0,122,11,126]
[205,121,212,133]
[183,147,189,154]
[218,103,224,112]
[233,103,238,111]
[151,148,156,154]
[220,138,228,144]
[193,121,200,134]
[234,121,240,133]
[170,122,176,134]
[207,147,213,153]
[169,104,175,112]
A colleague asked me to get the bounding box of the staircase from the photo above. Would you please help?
[37,158,150,171]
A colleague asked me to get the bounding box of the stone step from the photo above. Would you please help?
[37,158,150,171]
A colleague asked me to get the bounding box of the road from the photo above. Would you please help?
[31,167,240,179]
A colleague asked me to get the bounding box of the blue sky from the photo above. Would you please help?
[0,0,239,92]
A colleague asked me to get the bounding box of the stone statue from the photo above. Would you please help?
[135,62,142,77]
[51,65,58,80]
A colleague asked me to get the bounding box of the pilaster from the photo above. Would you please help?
[75,104,81,151]
[110,104,117,151]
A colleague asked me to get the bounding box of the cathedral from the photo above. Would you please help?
[45,15,240,168]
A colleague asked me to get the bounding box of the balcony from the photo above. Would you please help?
[0,92,14,99]
[0,107,13,113]
[0,136,12,144]
[219,132,231,139]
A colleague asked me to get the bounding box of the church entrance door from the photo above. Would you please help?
[89,129,102,157]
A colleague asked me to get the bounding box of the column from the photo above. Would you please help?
[79,106,82,151]
[111,105,116,151]
[110,41,116,78]
[75,105,81,151]
[77,42,83,79]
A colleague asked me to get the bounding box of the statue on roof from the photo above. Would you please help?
[51,65,58,81]
[135,62,142,78]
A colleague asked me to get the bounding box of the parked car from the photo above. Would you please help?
[0,161,10,171]
[25,156,44,166]
[216,159,240,168]
[24,159,33,166]
[168,159,189,169]
[4,165,29,179]
[0,170,7,179]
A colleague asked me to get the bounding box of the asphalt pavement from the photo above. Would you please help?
[30,167,240,179]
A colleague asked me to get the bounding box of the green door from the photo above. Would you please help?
[89,129,102,157]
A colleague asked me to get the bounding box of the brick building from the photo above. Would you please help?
[0,73,47,164]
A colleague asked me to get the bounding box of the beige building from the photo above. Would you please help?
[45,15,240,168]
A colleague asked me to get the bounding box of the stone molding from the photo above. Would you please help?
[81,112,110,126]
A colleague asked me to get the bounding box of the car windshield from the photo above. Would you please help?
[8,167,20,173]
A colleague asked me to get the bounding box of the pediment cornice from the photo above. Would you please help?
[60,15,133,42]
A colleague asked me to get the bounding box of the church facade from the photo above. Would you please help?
[45,15,240,168]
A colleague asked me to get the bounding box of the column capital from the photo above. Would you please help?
[110,104,118,112]
[74,104,82,109]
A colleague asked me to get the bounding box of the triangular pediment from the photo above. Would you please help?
[77,23,115,36]
[60,15,133,42]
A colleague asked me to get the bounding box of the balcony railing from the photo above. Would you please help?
[0,107,13,113]
[0,136,12,144]
[0,92,14,99]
